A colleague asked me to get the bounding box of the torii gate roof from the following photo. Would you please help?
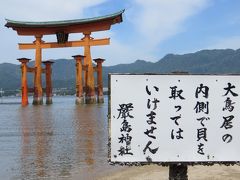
[5,10,124,35]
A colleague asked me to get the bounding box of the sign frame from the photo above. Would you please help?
[108,73,240,166]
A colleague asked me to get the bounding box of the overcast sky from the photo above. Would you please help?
[1,0,240,66]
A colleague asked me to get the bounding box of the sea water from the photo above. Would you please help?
[0,96,119,179]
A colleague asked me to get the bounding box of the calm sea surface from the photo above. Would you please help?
[0,96,120,180]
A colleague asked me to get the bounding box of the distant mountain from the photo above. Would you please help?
[0,63,20,89]
[104,49,240,74]
[1,49,240,90]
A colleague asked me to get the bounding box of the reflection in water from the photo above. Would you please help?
[74,106,95,178]
[1,97,117,179]
[19,106,53,179]
[72,104,109,179]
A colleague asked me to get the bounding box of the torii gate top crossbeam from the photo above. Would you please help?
[5,10,124,36]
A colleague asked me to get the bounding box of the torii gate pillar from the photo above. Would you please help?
[94,58,105,103]
[18,58,31,106]
[73,55,85,104]
[33,35,43,105]
[43,61,54,105]
[83,32,96,104]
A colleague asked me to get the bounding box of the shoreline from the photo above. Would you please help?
[97,164,240,180]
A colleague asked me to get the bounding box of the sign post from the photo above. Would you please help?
[169,164,188,180]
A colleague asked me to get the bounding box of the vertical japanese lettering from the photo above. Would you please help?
[194,83,210,156]
[221,82,238,143]
[143,85,160,160]
[169,85,185,141]
[117,103,134,156]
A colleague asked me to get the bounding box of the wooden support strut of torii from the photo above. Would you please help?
[5,10,124,104]
[17,58,54,106]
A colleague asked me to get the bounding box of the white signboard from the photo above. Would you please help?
[109,74,240,163]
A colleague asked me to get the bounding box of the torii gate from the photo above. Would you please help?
[5,10,124,105]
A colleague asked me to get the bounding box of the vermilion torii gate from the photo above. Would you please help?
[5,10,124,105]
